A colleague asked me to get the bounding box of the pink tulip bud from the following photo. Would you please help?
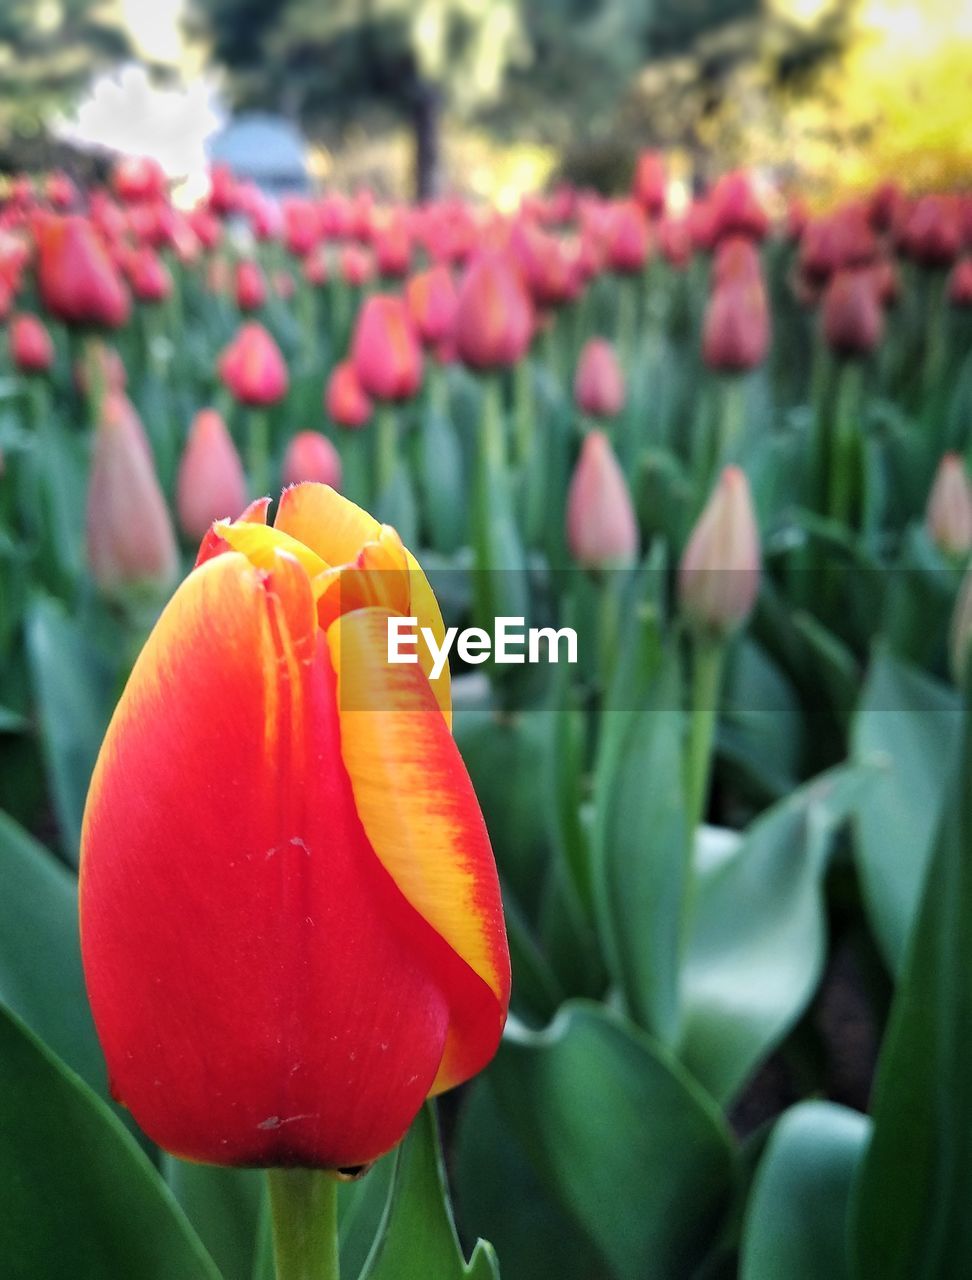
[10,313,53,373]
[679,466,761,634]
[574,338,625,418]
[926,453,972,557]
[821,268,884,357]
[948,258,972,308]
[702,277,770,372]
[325,360,373,429]
[234,260,266,311]
[87,393,178,593]
[454,251,534,370]
[218,322,289,407]
[176,409,248,541]
[282,431,342,489]
[350,295,423,402]
[566,431,638,569]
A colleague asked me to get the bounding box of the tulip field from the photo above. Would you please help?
[3,153,972,1280]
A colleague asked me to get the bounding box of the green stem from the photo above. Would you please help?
[248,409,270,497]
[512,356,533,468]
[267,1169,340,1280]
[685,635,725,837]
[375,402,398,500]
[828,359,863,530]
[715,375,745,473]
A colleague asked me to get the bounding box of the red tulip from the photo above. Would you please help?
[822,268,884,357]
[510,221,578,307]
[10,313,53,374]
[128,246,172,303]
[566,430,638,569]
[708,171,769,243]
[948,258,972,308]
[45,171,76,210]
[454,251,533,370]
[80,482,510,1168]
[325,360,373,429]
[679,466,761,634]
[235,260,267,311]
[282,430,342,489]
[605,201,650,274]
[702,276,770,372]
[86,392,177,592]
[339,244,374,288]
[633,150,666,217]
[658,216,692,269]
[574,338,625,418]
[406,266,457,347]
[350,295,423,402]
[282,198,320,257]
[375,212,412,278]
[712,236,762,288]
[176,409,248,541]
[904,195,962,268]
[113,156,168,205]
[36,214,130,328]
[219,323,289,407]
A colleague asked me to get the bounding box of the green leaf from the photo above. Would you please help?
[359,1104,498,1280]
[336,1155,395,1279]
[25,596,115,864]
[680,767,868,1103]
[454,1079,605,1280]
[851,690,972,1278]
[490,1001,736,1280]
[418,406,467,552]
[591,645,685,1042]
[0,1004,220,1280]
[164,1159,266,1280]
[851,648,960,973]
[740,1102,869,1280]
[0,809,104,1095]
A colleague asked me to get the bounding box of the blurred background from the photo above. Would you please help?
[1,0,969,209]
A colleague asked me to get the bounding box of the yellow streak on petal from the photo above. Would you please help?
[214,520,329,577]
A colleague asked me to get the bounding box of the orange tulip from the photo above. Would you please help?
[80,483,510,1169]
[36,214,130,328]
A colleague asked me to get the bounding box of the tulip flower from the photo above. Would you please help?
[904,195,962,269]
[325,360,373,429]
[679,466,761,635]
[128,246,172,304]
[574,338,625,419]
[282,430,342,490]
[80,482,510,1175]
[702,276,770,373]
[566,431,638,570]
[927,454,972,558]
[350,295,422,402]
[339,244,374,288]
[605,201,650,274]
[176,409,249,542]
[375,212,412,278]
[86,392,178,593]
[219,322,289,408]
[708,171,769,243]
[821,268,884,357]
[235,259,267,312]
[633,150,666,217]
[9,313,53,374]
[36,214,130,328]
[454,251,533,370]
[113,155,168,205]
[949,258,972,308]
[406,266,457,347]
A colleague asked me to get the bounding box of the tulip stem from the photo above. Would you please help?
[267,1169,340,1280]
[685,635,725,836]
[375,403,398,501]
[248,409,271,497]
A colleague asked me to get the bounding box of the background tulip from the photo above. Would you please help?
[282,430,342,489]
[9,313,53,373]
[80,483,510,1170]
[927,454,972,557]
[679,466,761,634]
[325,359,373,428]
[219,322,289,407]
[822,267,884,357]
[36,214,130,328]
[702,276,770,372]
[86,392,177,593]
[566,430,638,569]
[350,295,422,401]
[574,338,625,418]
[176,408,249,541]
[454,251,533,370]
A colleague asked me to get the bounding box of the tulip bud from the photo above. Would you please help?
[350,295,423,402]
[605,201,650,274]
[282,198,319,257]
[708,171,770,243]
[574,338,625,418]
[822,268,884,357]
[234,259,266,311]
[176,409,249,542]
[566,431,638,569]
[702,277,770,372]
[325,359,373,429]
[282,430,342,489]
[633,150,666,217]
[904,195,962,269]
[949,258,972,308]
[679,466,761,634]
[454,251,533,370]
[926,453,972,557]
[113,155,168,205]
[128,246,172,304]
[36,214,130,328]
[86,393,178,593]
[9,313,53,374]
[375,212,412,278]
[339,244,374,288]
[406,265,457,346]
[219,322,289,407]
